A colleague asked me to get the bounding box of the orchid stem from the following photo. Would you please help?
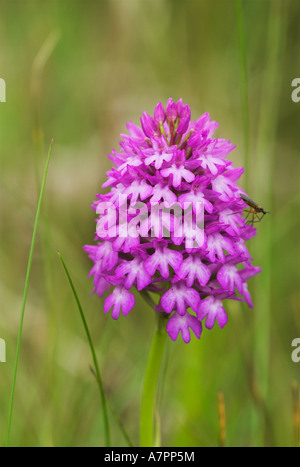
[140,313,167,447]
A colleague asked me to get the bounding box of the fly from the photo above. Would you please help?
[239,193,269,225]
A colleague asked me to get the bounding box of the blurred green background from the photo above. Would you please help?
[0,0,299,447]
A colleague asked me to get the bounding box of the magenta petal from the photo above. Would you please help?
[140,111,157,138]
[185,288,200,313]
[216,307,228,328]
[161,288,176,314]
[153,102,165,123]
[187,314,203,339]
[179,256,211,287]
[116,257,151,291]
[144,246,183,279]
[166,312,202,343]
[197,296,228,330]
[242,282,253,308]
[166,315,181,341]
[161,283,199,315]
[93,276,110,297]
[177,105,191,134]
[104,286,135,319]
[166,98,177,121]
[217,264,244,294]
[126,121,145,139]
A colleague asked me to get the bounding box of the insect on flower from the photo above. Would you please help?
[240,194,269,225]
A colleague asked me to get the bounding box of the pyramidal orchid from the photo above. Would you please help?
[84,98,260,344]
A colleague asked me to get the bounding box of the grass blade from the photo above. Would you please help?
[235,0,250,193]
[5,139,53,447]
[89,367,133,447]
[57,252,111,447]
[253,1,285,446]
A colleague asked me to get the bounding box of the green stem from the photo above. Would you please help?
[252,1,285,446]
[5,140,53,447]
[58,252,111,448]
[140,314,167,447]
[235,0,250,193]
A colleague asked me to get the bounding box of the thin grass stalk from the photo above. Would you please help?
[5,140,53,447]
[253,0,286,446]
[30,35,60,441]
[58,252,111,447]
[235,0,250,193]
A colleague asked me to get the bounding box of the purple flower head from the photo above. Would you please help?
[84,99,261,343]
